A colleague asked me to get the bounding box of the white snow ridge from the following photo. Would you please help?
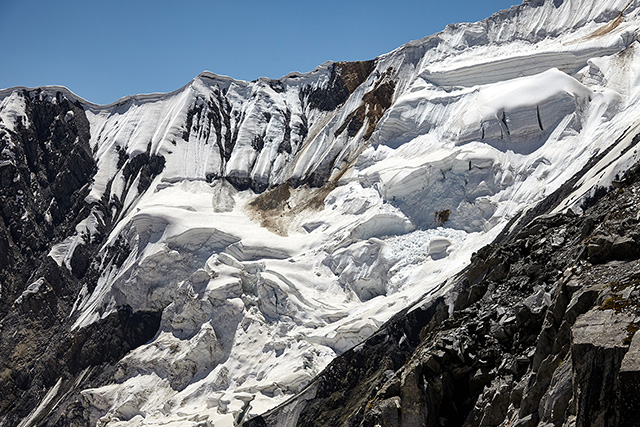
[4,0,640,425]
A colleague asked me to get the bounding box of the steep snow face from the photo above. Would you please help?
[3,0,640,425]
[82,59,392,200]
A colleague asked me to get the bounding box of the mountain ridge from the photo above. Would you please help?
[2,0,640,425]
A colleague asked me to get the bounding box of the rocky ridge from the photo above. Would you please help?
[0,60,408,426]
[0,89,165,426]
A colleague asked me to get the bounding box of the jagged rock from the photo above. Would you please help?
[513,414,540,427]
[587,233,617,263]
[571,310,635,427]
[0,89,94,320]
[363,397,402,427]
[0,90,166,426]
[611,236,639,260]
[588,233,640,264]
[477,378,512,426]
[618,330,640,425]
[523,287,552,315]
[538,353,573,423]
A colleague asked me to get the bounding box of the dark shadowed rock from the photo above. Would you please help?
[618,331,640,426]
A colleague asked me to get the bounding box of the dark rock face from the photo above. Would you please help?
[335,78,395,141]
[306,61,376,112]
[618,327,640,425]
[1,301,161,426]
[0,89,94,318]
[299,62,396,189]
[247,138,640,426]
[0,90,162,426]
[121,142,166,194]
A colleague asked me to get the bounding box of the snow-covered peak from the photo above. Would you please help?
[3,1,640,426]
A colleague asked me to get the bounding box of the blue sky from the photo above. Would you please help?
[0,0,520,105]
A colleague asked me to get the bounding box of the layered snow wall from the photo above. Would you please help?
[2,0,640,425]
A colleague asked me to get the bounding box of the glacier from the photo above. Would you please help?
[2,0,640,425]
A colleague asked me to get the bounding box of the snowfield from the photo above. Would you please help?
[3,0,640,425]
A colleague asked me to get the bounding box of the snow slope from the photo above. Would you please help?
[3,0,640,425]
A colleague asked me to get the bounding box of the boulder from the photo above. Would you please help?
[571,310,635,427]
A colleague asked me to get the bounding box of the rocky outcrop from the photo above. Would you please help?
[0,90,163,426]
[305,61,376,112]
[247,141,640,426]
[0,89,93,317]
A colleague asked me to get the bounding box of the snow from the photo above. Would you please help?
[0,91,29,133]
[455,68,593,144]
[14,278,45,305]
[4,0,640,425]
[427,236,453,256]
[18,377,62,427]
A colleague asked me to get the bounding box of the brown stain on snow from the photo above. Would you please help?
[246,181,339,236]
[566,1,632,44]
[335,78,396,141]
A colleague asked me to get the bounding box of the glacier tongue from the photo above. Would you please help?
[3,0,640,425]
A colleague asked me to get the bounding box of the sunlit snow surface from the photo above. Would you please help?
[4,0,640,425]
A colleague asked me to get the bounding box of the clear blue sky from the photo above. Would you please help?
[0,0,520,105]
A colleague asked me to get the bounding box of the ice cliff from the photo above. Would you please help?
[2,0,640,425]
